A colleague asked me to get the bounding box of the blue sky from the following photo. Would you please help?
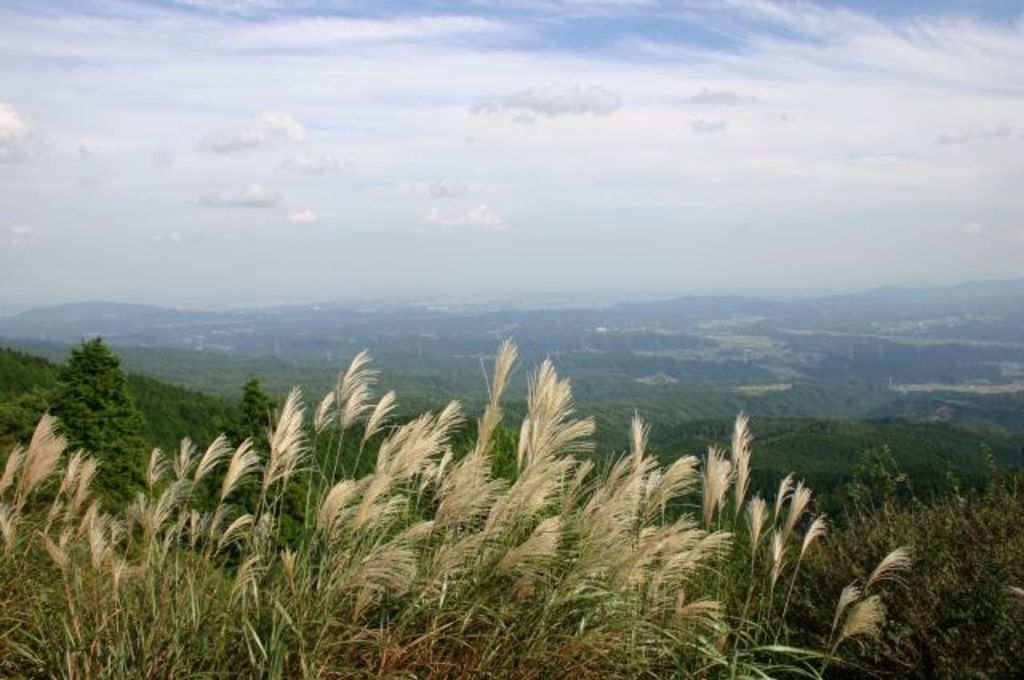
[1,0,1022,308]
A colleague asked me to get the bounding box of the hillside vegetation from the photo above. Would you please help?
[0,342,912,678]
[1,341,1022,678]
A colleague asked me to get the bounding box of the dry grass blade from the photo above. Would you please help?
[70,458,98,517]
[519,359,595,470]
[263,388,307,490]
[1009,585,1024,601]
[800,515,827,558]
[317,479,362,536]
[337,350,378,429]
[218,514,254,554]
[702,446,732,526]
[174,438,197,481]
[774,474,794,521]
[19,415,66,497]
[221,439,260,502]
[496,516,562,574]
[831,583,861,636]
[194,434,231,484]
[313,390,336,434]
[436,453,505,528]
[731,412,752,515]
[0,445,25,497]
[837,595,886,645]
[147,448,166,489]
[630,412,649,465]
[0,502,18,550]
[746,495,767,552]
[782,482,812,543]
[649,455,698,521]
[770,528,786,589]
[362,391,397,446]
[866,546,912,589]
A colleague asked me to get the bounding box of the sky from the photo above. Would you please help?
[1,0,1022,309]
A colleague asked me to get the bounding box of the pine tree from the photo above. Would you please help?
[224,377,275,450]
[52,338,146,501]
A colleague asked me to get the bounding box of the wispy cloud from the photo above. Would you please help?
[281,152,341,173]
[958,220,990,236]
[691,119,728,133]
[286,208,319,224]
[153,231,182,243]
[428,180,471,199]
[198,111,305,153]
[474,85,622,117]
[199,183,281,207]
[936,125,1011,145]
[424,205,506,231]
[0,103,46,162]
[5,224,36,246]
[685,88,758,105]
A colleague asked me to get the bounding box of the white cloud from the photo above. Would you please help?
[428,180,471,199]
[197,111,305,153]
[286,208,319,224]
[6,224,36,246]
[685,88,758,105]
[959,220,990,235]
[153,231,182,243]
[474,85,622,117]
[77,140,102,160]
[0,103,45,162]
[424,205,506,230]
[691,119,728,133]
[280,152,341,173]
[936,125,1011,145]
[199,183,281,207]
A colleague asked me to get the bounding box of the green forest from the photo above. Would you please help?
[0,340,1022,678]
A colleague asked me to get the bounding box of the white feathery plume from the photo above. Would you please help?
[263,388,307,490]
[194,434,231,484]
[221,439,260,502]
[867,546,913,589]
[701,446,732,526]
[731,412,752,515]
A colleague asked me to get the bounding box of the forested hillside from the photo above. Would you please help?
[0,346,235,453]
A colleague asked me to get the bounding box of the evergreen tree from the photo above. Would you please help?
[224,377,275,450]
[51,338,146,501]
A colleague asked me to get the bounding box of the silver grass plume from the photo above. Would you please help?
[174,438,197,481]
[193,434,231,484]
[313,390,336,434]
[221,439,260,502]
[336,350,377,430]
[19,415,65,499]
[782,481,812,544]
[831,583,861,636]
[774,473,794,521]
[362,390,397,447]
[731,412,752,516]
[837,595,886,645]
[701,445,732,526]
[0,445,25,498]
[147,448,167,490]
[746,495,768,553]
[867,546,912,589]
[263,388,307,490]
[473,339,517,457]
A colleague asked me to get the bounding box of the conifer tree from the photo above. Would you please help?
[52,338,146,500]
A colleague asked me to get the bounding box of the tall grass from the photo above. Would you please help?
[0,343,906,678]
